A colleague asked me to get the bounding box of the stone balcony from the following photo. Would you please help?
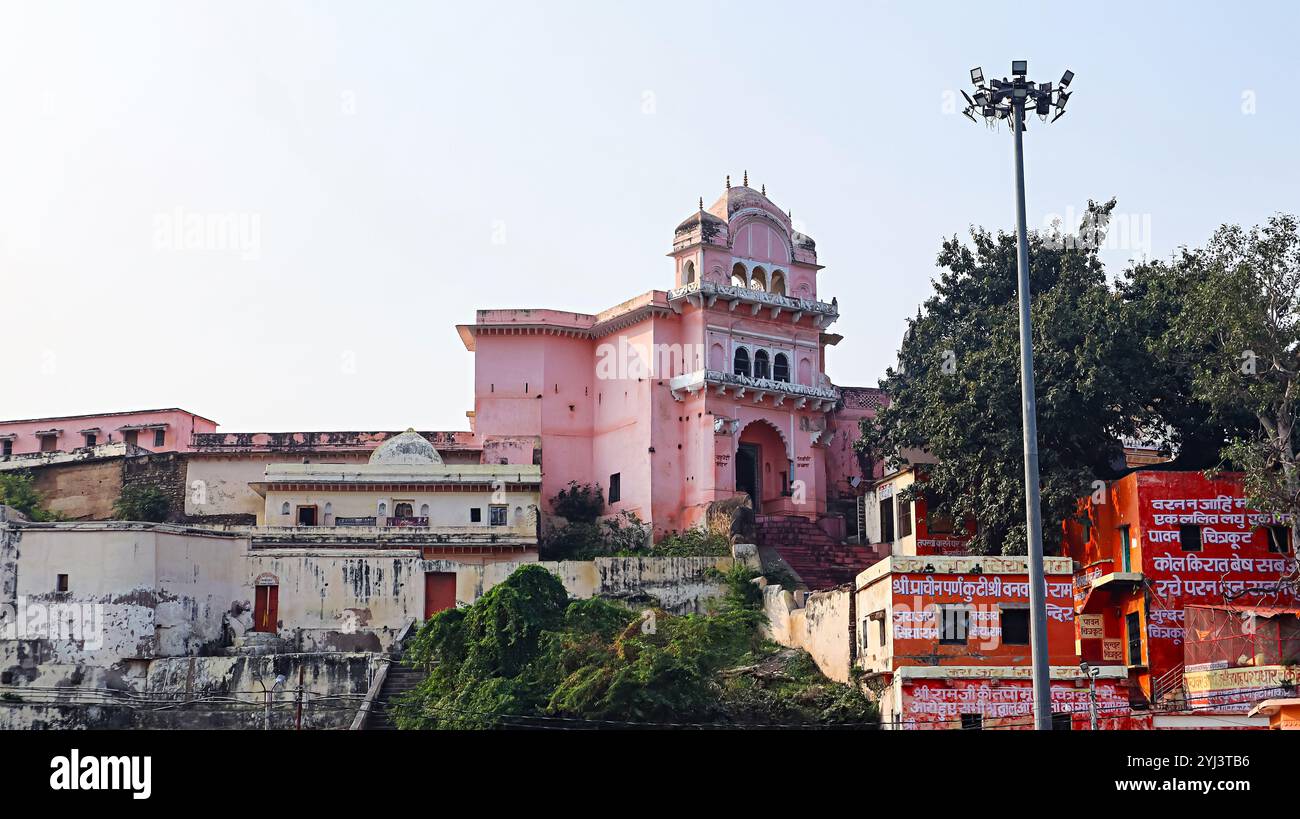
[667,369,841,410]
[666,280,839,328]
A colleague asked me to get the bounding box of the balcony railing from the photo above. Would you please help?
[385,516,429,527]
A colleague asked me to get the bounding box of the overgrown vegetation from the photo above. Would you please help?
[550,480,605,523]
[0,472,63,521]
[541,481,729,559]
[648,527,731,557]
[393,563,877,729]
[112,485,171,522]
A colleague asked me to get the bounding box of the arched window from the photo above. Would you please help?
[280,502,290,516]
[733,347,751,377]
[773,352,790,382]
[731,263,747,288]
[419,503,430,517]
[750,267,767,291]
[683,260,696,284]
[394,502,413,518]
[770,270,786,295]
[377,502,388,518]
[754,349,771,379]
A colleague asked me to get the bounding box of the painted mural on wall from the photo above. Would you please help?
[889,570,1077,664]
[1136,472,1297,679]
[898,679,1142,730]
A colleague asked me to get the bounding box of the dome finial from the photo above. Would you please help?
[743,170,748,187]
[698,197,703,211]
[761,184,766,196]
[725,174,731,189]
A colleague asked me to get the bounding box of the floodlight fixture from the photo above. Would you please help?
[1060,69,1074,88]
[971,66,984,86]
[1012,60,1028,76]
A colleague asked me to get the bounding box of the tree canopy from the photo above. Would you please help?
[858,200,1254,554]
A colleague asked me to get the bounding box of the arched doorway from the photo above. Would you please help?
[736,420,789,514]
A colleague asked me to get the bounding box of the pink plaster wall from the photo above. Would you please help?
[464,183,869,538]
[0,409,217,455]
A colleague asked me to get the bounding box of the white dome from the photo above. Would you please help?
[369,429,443,466]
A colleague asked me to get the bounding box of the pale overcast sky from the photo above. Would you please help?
[2,1,1297,432]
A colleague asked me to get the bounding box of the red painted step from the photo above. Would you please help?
[754,514,883,590]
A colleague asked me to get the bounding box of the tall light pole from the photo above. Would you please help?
[961,61,1074,731]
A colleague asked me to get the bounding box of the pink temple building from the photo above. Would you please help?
[0,408,217,458]
[458,178,882,548]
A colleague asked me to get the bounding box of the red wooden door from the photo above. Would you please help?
[253,585,279,633]
[424,572,456,620]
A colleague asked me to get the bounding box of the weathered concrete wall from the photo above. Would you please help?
[3,519,734,701]
[0,653,374,729]
[474,556,734,614]
[762,582,852,682]
[121,451,188,521]
[29,457,124,520]
[2,522,248,692]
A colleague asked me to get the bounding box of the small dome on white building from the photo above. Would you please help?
[369,429,443,466]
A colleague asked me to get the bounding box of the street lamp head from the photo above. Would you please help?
[961,62,1075,131]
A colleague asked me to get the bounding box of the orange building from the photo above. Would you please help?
[854,554,1141,729]
[1063,469,1297,711]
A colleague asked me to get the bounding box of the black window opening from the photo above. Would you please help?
[879,495,895,543]
[1,440,10,456]
[939,605,969,645]
[490,505,508,526]
[84,433,97,447]
[753,349,770,379]
[1126,611,1143,666]
[608,473,621,504]
[56,574,69,593]
[896,495,913,539]
[773,353,790,383]
[1179,523,1203,552]
[470,507,482,523]
[153,429,165,448]
[960,713,983,730]
[123,430,138,447]
[1267,525,1291,553]
[1000,607,1030,645]
[733,348,751,377]
[297,506,318,526]
[1052,712,1073,731]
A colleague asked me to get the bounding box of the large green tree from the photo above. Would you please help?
[859,200,1237,555]
[1153,214,1300,548]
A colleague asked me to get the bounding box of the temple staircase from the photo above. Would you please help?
[754,514,885,590]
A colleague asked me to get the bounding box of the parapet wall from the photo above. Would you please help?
[761,581,853,683]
